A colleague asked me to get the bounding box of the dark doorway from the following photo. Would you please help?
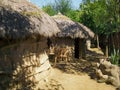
[47,38,52,49]
[74,38,80,59]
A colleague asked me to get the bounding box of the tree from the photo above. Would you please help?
[66,10,81,22]
[42,4,56,16]
[42,0,72,16]
[53,0,72,15]
[79,0,120,57]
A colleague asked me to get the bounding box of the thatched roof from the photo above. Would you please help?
[52,13,94,39]
[0,0,60,40]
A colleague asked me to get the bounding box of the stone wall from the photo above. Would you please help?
[0,38,51,90]
[96,59,120,88]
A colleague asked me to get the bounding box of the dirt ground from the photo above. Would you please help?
[51,68,115,90]
[37,48,116,90]
[38,68,115,90]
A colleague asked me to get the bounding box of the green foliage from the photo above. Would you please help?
[54,0,72,15]
[79,0,104,33]
[42,0,72,16]
[42,5,56,16]
[66,10,81,22]
[78,0,120,55]
[79,0,120,36]
[79,10,95,32]
[110,49,120,65]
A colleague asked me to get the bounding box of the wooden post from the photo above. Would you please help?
[105,37,109,58]
[105,45,109,58]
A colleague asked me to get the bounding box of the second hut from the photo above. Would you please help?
[50,13,94,59]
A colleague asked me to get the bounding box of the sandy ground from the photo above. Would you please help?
[38,68,116,90]
[38,48,116,90]
[47,68,115,90]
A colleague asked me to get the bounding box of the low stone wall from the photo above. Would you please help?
[96,59,120,88]
[0,39,51,90]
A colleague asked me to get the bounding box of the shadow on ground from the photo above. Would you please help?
[53,49,106,80]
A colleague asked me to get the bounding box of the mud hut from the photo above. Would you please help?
[51,13,94,59]
[0,0,59,89]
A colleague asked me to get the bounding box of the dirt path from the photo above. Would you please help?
[38,48,116,90]
[48,68,115,90]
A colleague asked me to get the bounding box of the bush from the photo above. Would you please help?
[110,49,120,66]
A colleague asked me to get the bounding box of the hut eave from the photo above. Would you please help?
[52,13,95,39]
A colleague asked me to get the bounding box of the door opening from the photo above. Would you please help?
[74,38,80,59]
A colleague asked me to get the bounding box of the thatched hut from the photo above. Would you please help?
[50,13,94,59]
[0,0,59,89]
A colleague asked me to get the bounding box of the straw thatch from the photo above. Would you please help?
[0,0,60,40]
[52,13,94,39]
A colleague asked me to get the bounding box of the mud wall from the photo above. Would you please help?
[0,37,51,90]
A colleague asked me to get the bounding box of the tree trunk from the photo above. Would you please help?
[105,44,109,58]
[96,34,100,49]
[105,37,109,58]
[116,33,120,50]
[111,34,115,49]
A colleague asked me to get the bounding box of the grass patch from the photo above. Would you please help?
[110,49,120,66]
[21,11,41,17]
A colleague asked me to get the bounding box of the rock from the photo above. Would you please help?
[108,65,120,87]
[96,59,120,87]
[96,69,109,82]
[99,59,112,68]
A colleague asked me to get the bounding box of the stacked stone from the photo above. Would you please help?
[96,59,120,88]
